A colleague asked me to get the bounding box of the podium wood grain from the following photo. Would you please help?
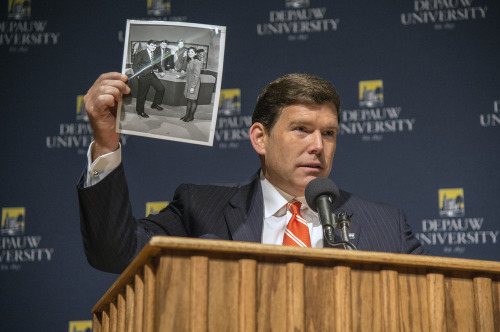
[91,237,500,331]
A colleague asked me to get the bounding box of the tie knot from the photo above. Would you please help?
[287,200,301,215]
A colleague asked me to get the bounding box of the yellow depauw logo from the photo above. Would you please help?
[359,80,384,108]
[219,89,241,116]
[439,188,465,217]
[286,0,310,9]
[76,95,88,121]
[8,0,31,19]
[1,207,25,236]
[146,201,170,216]
[147,0,171,14]
[68,320,92,332]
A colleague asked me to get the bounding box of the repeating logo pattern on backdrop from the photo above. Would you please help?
[8,0,30,19]
[257,0,340,41]
[416,188,499,255]
[359,80,383,108]
[1,207,25,236]
[146,201,169,216]
[147,0,171,17]
[218,89,241,116]
[401,0,488,30]
[439,188,464,217]
[339,80,416,141]
[1,207,55,271]
[1,1,61,53]
[45,96,128,155]
[118,0,187,42]
[479,100,499,127]
[145,0,183,20]
[216,88,251,149]
[68,320,92,332]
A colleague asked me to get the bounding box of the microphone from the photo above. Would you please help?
[305,177,340,244]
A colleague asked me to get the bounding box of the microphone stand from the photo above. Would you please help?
[322,212,357,250]
[336,212,357,250]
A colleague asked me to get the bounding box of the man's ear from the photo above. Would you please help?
[249,122,267,156]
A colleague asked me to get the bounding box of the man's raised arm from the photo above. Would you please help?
[84,72,130,162]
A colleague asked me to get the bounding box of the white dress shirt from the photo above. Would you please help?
[85,142,121,188]
[86,143,324,247]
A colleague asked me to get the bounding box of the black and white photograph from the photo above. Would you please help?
[117,20,226,146]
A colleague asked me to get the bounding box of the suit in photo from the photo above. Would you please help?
[132,49,165,114]
[154,46,174,71]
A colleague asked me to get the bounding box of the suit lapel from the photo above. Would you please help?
[223,173,263,243]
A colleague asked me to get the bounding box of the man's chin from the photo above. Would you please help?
[300,175,320,191]
[293,171,329,195]
[301,169,328,180]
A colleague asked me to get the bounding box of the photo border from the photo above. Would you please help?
[117,20,226,146]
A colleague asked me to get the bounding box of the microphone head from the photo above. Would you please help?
[305,177,340,212]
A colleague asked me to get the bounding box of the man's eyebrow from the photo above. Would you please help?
[289,120,310,126]
[289,120,338,129]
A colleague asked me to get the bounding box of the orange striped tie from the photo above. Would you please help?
[282,200,311,247]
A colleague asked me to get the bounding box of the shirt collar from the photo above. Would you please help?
[260,171,312,218]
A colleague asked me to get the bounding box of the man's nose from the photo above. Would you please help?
[308,131,324,154]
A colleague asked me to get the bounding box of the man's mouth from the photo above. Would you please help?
[300,163,322,170]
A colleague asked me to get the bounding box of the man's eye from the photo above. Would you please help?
[324,130,335,136]
[295,127,306,132]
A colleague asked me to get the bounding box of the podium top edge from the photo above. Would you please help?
[148,236,500,273]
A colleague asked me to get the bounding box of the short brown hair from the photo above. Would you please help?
[252,73,341,133]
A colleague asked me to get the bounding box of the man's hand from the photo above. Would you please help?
[84,72,130,161]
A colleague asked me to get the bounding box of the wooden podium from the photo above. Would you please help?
[92,237,500,331]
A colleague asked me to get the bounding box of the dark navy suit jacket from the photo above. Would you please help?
[78,164,428,273]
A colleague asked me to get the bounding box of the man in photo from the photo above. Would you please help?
[174,39,188,73]
[132,40,165,118]
[196,48,205,63]
[155,40,174,71]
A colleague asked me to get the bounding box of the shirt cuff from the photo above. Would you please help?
[85,142,122,188]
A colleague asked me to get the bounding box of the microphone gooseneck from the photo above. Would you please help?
[305,177,357,250]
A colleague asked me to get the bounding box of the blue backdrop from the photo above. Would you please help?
[1,0,499,330]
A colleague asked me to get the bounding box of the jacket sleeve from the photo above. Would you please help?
[398,209,431,255]
[132,51,142,74]
[77,163,187,273]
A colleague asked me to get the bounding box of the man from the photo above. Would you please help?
[131,40,165,118]
[174,39,188,73]
[196,48,205,65]
[155,40,174,71]
[79,72,428,273]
